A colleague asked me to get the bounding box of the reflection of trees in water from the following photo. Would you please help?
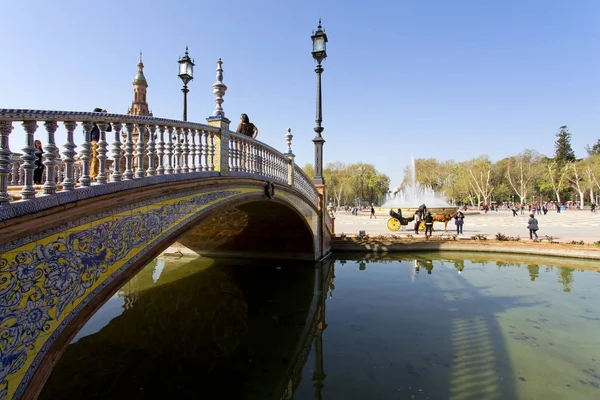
[527,264,540,281]
[558,267,574,292]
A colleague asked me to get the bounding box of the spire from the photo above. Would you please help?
[134,51,147,85]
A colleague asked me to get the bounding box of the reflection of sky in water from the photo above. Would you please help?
[295,258,600,400]
[72,258,166,343]
[71,293,124,343]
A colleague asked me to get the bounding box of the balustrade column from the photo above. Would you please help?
[196,129,206,172]
[20,121,38,199]
[156,125,166,175]
[208,132,216,172]
[189,129,197,172]
[135,124,146,178]
[96,122,109,184]
[11,160,19,186]
[123,123,135,180]
[174,128,182,174]
[60,121,77,191]
[182,128,190,173]
[0,121,14,205]
[42,120,59,194]
[200,132,208,171]
[111,123,123,182]
[146,124,156,176]
[80,122,93,187]
[165,126,174,174]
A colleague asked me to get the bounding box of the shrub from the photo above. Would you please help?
[339,232,346,239]
[569,240,585,245]
[496,233,509,241]
[471,234,487,240]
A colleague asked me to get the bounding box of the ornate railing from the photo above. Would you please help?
[0,109,318,209]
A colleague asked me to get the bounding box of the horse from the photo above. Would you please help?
[431,212,455,231]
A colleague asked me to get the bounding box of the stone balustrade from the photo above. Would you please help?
[0,109,318,210]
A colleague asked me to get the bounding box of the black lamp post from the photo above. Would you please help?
[311,19,328,185]
[178,46,195,121]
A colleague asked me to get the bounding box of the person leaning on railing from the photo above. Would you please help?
[236,113,258,139]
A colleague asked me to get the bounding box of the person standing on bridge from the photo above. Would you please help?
[236,113,258,139]
[33,139,44,184]
[90,108,111,181]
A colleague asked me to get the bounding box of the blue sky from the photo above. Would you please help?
[1,0,598,189]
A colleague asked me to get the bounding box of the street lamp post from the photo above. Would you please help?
[178,46,195,121]
[311,19,328,185]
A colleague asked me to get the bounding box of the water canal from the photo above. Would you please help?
[40,253,600,399]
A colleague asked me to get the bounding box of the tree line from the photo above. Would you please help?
[302,126,600,208]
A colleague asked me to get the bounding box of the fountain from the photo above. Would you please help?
[381,156,454,215]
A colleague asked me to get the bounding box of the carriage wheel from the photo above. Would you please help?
[387,218,401,231]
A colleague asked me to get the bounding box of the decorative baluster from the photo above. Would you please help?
[165,126,174,174]
[42,120,59,194]
[196,129,208,172]
[146,124,156,176]
[182,128,190,173]
[61,121,77,191]
[135,124,146,178]
[198,131,206,171]
[123,123,135,180]
[80,122,93,187]
[19,164,24,185]
[110,123,123,182]
[156,125,166,175]
[0,121,14,205]
[96,122,109,184]
[174,128,183,174]
[235,137,241,172]
[20,121,38,199]
[189,129,196,172]
[208,132,215,172]
[11,159,19,185]
[230,137,237,172]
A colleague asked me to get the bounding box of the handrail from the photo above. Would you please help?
[0,109,319,211]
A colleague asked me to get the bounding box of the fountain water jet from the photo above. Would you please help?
[382,156,452,212]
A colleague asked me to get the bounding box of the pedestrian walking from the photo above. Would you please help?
[527,213,539,239]
[370,204,376,219]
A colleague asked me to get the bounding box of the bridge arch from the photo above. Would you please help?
[0,177,320,399]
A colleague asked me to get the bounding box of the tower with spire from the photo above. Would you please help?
[128,52,153,116]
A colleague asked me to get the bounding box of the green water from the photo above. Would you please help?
[40,253,600,399]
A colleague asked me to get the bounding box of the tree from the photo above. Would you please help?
[554,125,576,166]
[569,161,587,206]
[468,156,494,207]
[585,139,600,156]
[301,163,315,180]
[505,150,543,204]
[546,160,570,203]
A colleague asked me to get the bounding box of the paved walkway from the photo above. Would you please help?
[333,209,600,243]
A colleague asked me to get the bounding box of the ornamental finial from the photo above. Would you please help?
[212,58,227,117]
[318,18,322,29]
[285,128,294,155]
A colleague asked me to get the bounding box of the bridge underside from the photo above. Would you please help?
[172,200,316,260]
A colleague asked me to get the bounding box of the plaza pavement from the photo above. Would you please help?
[333,209,600,243]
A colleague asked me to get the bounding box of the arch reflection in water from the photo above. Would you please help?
[40,256,330,399]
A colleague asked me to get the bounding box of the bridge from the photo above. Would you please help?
[0,107,333,399]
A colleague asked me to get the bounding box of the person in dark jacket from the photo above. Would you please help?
[33,139,44,184]
[236,113,258,139]
[527,213,539,239]
[424,211,434,238]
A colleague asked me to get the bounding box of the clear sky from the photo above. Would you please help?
[1,0,599,189]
